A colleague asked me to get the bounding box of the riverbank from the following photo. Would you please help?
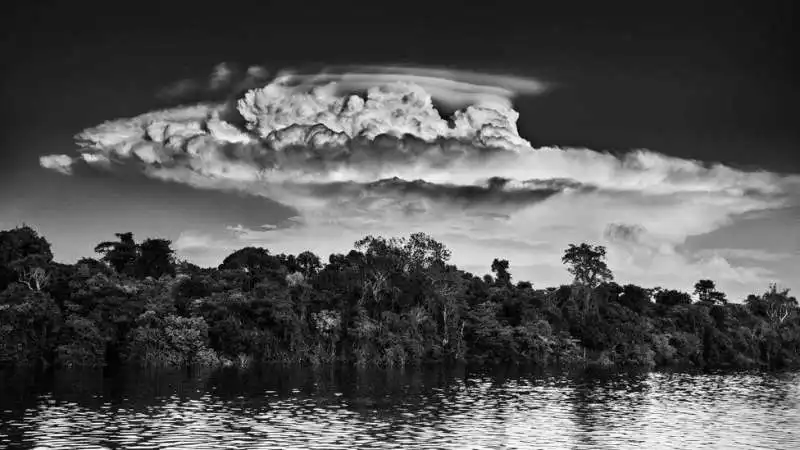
[3,278,798,372]
[2,227,798,372]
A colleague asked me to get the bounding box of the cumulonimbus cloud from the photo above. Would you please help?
[40,64,800,299]
[237,80,531,150]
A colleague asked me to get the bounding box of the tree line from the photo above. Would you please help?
[0,225,797,370]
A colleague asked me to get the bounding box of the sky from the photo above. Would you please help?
[1,1,797,301]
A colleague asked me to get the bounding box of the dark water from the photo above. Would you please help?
[1,365,798,449]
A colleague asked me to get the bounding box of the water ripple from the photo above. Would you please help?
[1,368,798,449]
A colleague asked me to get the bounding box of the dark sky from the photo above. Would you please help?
[1,1,797,269]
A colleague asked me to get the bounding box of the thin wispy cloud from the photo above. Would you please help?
[271,64,548,109]
[40,64,800,299]
[156,62,271,102]
[695,248,797,263]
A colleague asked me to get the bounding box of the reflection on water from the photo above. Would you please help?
[1,366,798,449]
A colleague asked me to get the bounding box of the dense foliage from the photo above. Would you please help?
[0,225,798,371]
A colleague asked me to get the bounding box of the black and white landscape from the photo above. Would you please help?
[1,2,798,449]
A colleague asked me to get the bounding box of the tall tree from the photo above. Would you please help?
[94,232,138,274]
[354,235,406,274]
[746,284,797,325]
[491,258,511,287]
[404,232,452,271]
[0,225,54,292]
[296,251,322,277]
[694,279,727,305]
[561,243,614,288]
[135,238,175,279]
[0,225,53,265]
[219,247,277,273]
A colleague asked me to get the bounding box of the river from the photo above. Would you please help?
[1,365,798,449]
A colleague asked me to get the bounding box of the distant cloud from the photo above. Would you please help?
[39,154,74,175]
[39,63,800,299]
[695,248,795,263]
[604,223,647,243]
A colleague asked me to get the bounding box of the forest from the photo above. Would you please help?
[0,225,798,371]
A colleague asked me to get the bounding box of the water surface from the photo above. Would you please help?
[1,365,798,449]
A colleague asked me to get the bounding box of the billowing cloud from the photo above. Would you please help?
[237,81,530,150]
[40,64,800,300]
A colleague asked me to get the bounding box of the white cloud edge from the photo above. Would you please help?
[37,65,800,300]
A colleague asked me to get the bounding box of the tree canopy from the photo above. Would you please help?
[94,232,137,274]
[1,226,798,372]
[0,225,54,292]
[561,243,614,288]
